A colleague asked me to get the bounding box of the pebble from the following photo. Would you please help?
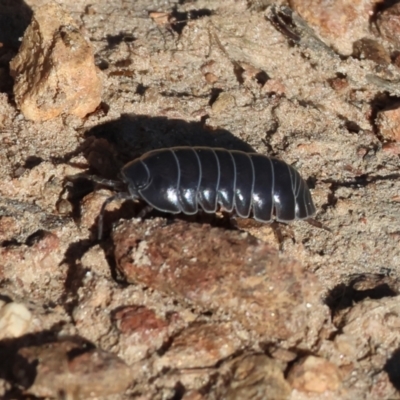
[377,3,400,48]
[289,0,382,55]
[287,355,342,393]
[376,103,400,142]
[217,354,291,399]
[0,301,32,339]
[155,323,242,370]
[13,338,131,398]
[10,2,102,121]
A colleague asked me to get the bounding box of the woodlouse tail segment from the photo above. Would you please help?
[97,192,133,240]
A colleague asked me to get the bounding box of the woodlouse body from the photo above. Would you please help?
[120,146,316,222]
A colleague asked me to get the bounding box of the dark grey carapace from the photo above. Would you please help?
[118,146,316,223]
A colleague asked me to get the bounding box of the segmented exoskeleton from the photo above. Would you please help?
[115,146,315,221]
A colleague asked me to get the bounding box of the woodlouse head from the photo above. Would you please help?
[121,159,152,199]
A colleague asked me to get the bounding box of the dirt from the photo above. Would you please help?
[0,0,400,399]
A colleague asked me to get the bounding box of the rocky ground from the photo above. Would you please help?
[1,0,400,399]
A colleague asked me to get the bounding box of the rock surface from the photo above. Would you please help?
[376,3,400,48]
[1,0,400,398]
[114,218,330,348]
[376,103,400,142]
[216,354,291,400]
[0,302,32,340]
[13,338,132,398]
[289,0,382,55]
[287,355,342,393]
[10,2,102,121]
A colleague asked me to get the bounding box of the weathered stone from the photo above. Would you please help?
[352,38,391,65]
[287,355,342,393]
[10,2,102,121]
[0,216,20,243]
[114,218,330,347]
[0,301,32,339]
[211,92,236,114]
[377,3,400,48]
[289,0,382,55]
[217,354,291,400]
[112,305,170,362]
[335,297,400,360]
[13,338,131,398]
[376,103,400,141]
[113,305,168,335]
[1,232,67,304]
[155,323,242,370]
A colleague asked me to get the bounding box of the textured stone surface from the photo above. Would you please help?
[217,354,291,399]
[352,38,391,65]
[289,0,382,55]
[10,2,102,121]
[113,218,330,348]
[155,323,243,370]
[112,305,171,363]
[287,355,342,393]
[377,3,400,48]
[13,338,132,398]
[335,297,400,361]
[376,103,400,141]
[0,302,32,340]
[2,0,400,398]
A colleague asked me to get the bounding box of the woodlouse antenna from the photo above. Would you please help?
[69,174,125,191]
[66,173,132,240]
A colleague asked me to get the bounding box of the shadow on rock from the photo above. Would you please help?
[0,0,32,92]
[385,347,400,390]
[80,113,256,178]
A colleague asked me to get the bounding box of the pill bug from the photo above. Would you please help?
[96,146,316,238]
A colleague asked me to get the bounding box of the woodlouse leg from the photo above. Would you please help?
[270,221,292,250]
[227,215,238,229]
[136,204,154,219]
[306,218,331,232]
[98,192,133,240]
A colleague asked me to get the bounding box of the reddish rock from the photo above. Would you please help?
[13,338,132,398]
[204,72,218,84]
[382,142,400,155]
[262,78,286,96]
[10,2,102,121]
[287,355,342,393]
[328,76,349,92]
[113,305,168,335]
[376,103,400,141]
[377,3,400,48]
[289,0,382,55]
[0,216,20,243]
[155,323,242,369]
[113,305,171,363]
[113,219,330,347]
